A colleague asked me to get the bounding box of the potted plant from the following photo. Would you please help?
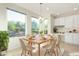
[0,31,9,56]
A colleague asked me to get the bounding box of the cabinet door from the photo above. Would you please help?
[59,17,65,25]
[77,15,79,26]
[55,18,60,25]
[65,16,73,28]
[55,17,65,26]
[73,15,79,27]
[64,33,73,44]
[72,33,79,45]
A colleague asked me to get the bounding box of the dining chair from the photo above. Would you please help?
[53,37,60,56]
[44,34,63,56]
[54,35,64,56]
[44,38,57,56]
[19,38,33,56]
[50,35,64,56]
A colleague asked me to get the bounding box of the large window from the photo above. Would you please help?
[7,9,26,37]
[32,17,48,35]
[32,17,39,34]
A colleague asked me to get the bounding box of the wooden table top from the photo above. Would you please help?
[25,38,51,44]
[32,39,50,44]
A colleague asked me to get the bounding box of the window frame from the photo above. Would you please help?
[7,8,26,37]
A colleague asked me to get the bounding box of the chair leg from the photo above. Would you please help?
[28,51,32,56]
[22,50,27,56]
[54,48,59,56]
[25,50,27,56]
[44,50,48,56]
[30,51,32,56]
[21,50,23,56]
[44,49,50,56]
[44,51,47,56]
[53,49,57,56]
[21,50,31,56]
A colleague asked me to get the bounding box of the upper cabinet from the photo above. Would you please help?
[73,15,79,27]
[55,17,65,26]
[65,16,73,28]
[55,15,79,28]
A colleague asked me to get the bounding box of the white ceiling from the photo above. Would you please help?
[15,3,79,18]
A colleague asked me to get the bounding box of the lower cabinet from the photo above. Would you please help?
[64,33,73,44]
[72,33,79,45]
[64,33,79,45]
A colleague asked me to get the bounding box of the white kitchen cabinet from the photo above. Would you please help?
[72,33,79,45]
[64,33,79,45]
[64,33,73,44]
[55,17,65,26]
[55,15,79,28]
[73,15,79,27]
[54,15,79,45]
[65,16,73,28]
[55,18,60,25]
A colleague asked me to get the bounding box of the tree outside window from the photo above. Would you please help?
[32,17,39,35]
[7,9,26,37]
[32,17,48,35]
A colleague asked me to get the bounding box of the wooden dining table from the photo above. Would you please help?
[25,37,51,56]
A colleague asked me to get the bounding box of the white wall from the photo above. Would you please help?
[8,37,21,50]
[0,5,7,31]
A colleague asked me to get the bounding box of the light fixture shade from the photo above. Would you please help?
[39,16,42,20]
[39,16,44,22]
[38,3,43,21]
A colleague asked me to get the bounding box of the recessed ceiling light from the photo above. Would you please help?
[73,8,78,11]
[46,7,49,11]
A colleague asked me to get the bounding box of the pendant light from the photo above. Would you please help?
[39,3,44,22]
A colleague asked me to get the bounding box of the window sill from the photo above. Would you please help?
[9,36,26,39]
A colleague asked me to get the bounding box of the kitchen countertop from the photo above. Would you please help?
[54,33,64,35]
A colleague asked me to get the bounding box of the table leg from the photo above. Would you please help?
[38,44,40,56]
[29,42,32,56]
